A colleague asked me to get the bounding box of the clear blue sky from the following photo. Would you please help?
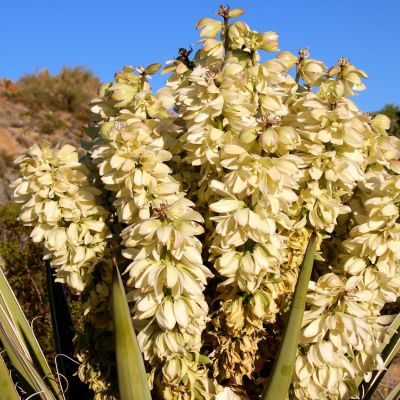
[1,0,399,111]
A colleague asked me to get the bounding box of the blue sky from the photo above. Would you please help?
[1,0,399,111]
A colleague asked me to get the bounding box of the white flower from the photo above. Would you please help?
[215,387,242,400]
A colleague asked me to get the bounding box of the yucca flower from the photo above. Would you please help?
[10,5,400,400]
[90,63,215,399]
[11,142,110,292]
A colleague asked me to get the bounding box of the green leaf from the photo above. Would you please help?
[0,352,20,400]
[386,383,400,400]
[0,266,62,399]
[261,232,317,400]
[0,316,56,400]
[0,300,34,388]
[111,258,152,400]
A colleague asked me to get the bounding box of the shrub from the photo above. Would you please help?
[9,66,100,120]
[39,111,66,134]
[0,203,55,359]
[0,203,83,363]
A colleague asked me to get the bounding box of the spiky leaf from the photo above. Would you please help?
[359,314,400,400]
[0,352,20,400]
[111,259,152,400]
[386,383,400,400]
[0,266,62,398]
[261,232,317,400]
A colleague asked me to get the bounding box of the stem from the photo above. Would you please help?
[251,50,257,66]
[140,73,146,91]
[223,14,231,59]
[295,58,303,83]
[216,115,224,130]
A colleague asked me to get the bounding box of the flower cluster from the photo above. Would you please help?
[90,65,214,399]
[11,142,117,398]
[162,5,398,399]
[11,5,400,400]
[162,8,295,392]
[295,162,400,399]
[11,142,110,292]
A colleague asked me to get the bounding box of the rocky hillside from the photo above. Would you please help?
[0,67,99,203]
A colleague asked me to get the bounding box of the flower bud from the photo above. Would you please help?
[259,127,279,153]
[196,18,223,38]
[300,59,326,86]
[372,114,391,134]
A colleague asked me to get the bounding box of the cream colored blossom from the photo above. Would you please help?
[12,142,110,292]
[11,5,400,400]
[90,62,214,398]
[299,59,326,86]
[216,387,242,400]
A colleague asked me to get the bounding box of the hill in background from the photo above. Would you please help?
[0,66,100,202]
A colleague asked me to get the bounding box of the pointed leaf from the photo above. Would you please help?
[0,352,20,400]
[0,266,62,399]
[386,383,400,400]
[381,313,400,352]
[261,232,317,400]
[111,258,152,400]
[0,294,41,391]
[0,318,57,400]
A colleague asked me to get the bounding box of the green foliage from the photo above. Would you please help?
[0,260,63,399]
[0,248,149,400]
[39,112,66,134]
[385,383,400,400]
[0,203,55,360]
[262,234,316,400]
[111,259,151,400]
[8,66,100,120]
[0,352,20,399]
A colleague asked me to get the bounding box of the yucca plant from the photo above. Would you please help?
[3,4,400,400]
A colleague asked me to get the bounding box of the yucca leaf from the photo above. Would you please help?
[0,300,57,399]
[386,383,400,400]
[46,262,93,400]
[0,352,20,400]
[0,294,40,391]
[0,266,62,399]
[359,314,400,400]
[111,257,152,400]
[261,232,317,400]
[0,317,57,400]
